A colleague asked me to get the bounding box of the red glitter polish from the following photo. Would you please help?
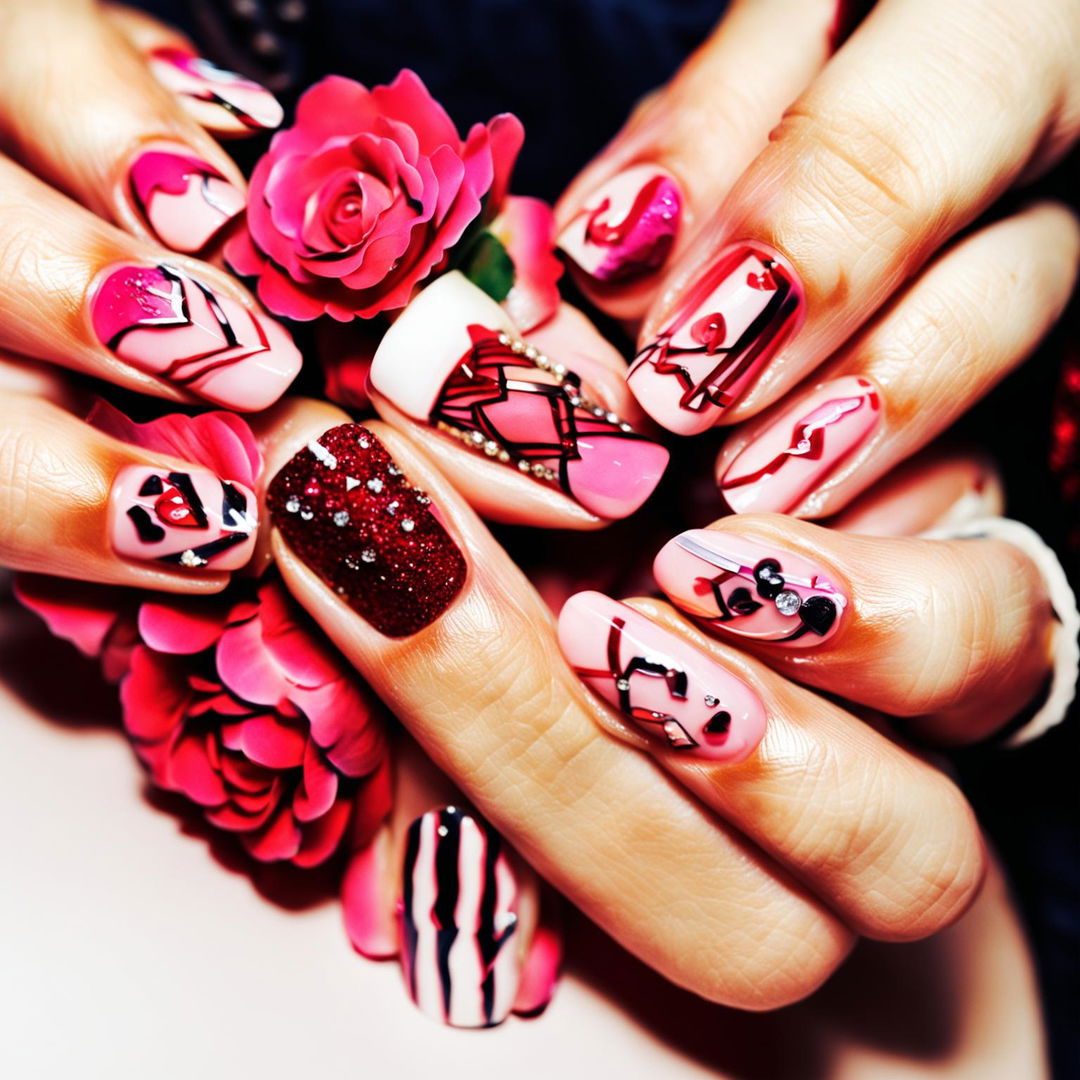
[268,424,467,636]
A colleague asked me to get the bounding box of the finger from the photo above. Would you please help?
[369,272,670,528]
[106,3,284,136]
[557,591,986,940]
[0,0,249,256]
[0,394,256,590]
[255,398,854,1011]
[555,0,836,321]
[0,154,300,410]
[714,202,1080,516]
[629,0,1080,433]
[652,514,1053,742]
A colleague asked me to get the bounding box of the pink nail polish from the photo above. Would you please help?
[557,591,767,762]
[654,530,847,646]
[342,838,398,960]
[720,376,881,514]
[127,143,245,253]
[558,165,682,285]
[90,263,301,411]
[148,47,284,132]
[109,464,257,570]
[370,272,669,520]
[627,242,805,435]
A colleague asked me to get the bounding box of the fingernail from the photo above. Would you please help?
[90,263,301,411]
[342,833,398,960]
[109,464,257,571]
[148,46,283,132]
[558,165,682,285]
[400,806,521,1028]
[628,242,805,435]
[720,376,881,514]
[267,424,467,637]
[654,530,847,646]
[126,143,245,254]
[370,272,669,520]
[513,921,562,1018]
[557,591,766,762]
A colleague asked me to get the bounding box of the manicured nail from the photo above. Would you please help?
[400,806,521,1028]
[90,263,301,411]
[370,272,669,520]
[267,424,467,637]
[628,242,805,435]
[127,143,245,253]
[558,165,682,285]
[109,464,257,571]
[148,47,283,132]
[342,834,398,960]
[654,530,847,646]
[720,376,881,514]
[557,591,766,762]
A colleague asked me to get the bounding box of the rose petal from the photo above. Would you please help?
[138,597,230,655]
[292,740,339,822]
[216,618,289,706]
[292,798,353,868]
[13,574,130,660]
[234,712,307,770]
[120,646,192,743]
[169,732,228,806]
[243,805,302,862]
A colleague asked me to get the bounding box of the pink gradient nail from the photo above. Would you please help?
[127,144,245,253]
[109,463,257,570]
[720,376,882,514]
[342,838,398,960]
[558,164,682,284]
[370,272,668,520]
[90,263,301,411]
[627,242,805,435]
[557,591,767,762]
[654,530,847,646]
[148,46,283,132]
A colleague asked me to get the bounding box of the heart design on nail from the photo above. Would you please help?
[726,587,764,616]
[690,312,727,353]
[704,711,731,737]
[746,265,777,290]
[753,559,785,600]
[797,595,837,636]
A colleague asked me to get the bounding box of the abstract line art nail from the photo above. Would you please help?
[627,242,805,435]
[400,806,521,1028]
[109,464,257,571]
[370,271,669,520]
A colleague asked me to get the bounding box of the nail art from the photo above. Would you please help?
[89,263,301,411]
[720,376,881,514]
[267,424,466,637]
[627,242,805,435]
[654,530,847,646]
[127,144,245,253]
[558,165,682,285]
[370,272,669,520]
[148,47,283,132]
[109,464,257,570]
[558,591,767,762]
[400,807,521,1028]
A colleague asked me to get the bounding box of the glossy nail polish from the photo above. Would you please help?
[654,530,847,646]
[370,272,669,520]
[558,165,682,285]
[89,263,301,411]
[720,376,881,514]
[627,242,805,435]
[148,46,283,132]
[557,591,767,762]
[127,144,245,253]
[267,424,466,637]
[400,806,521,1028]
[109,464,257,571]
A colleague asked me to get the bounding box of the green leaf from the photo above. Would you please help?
[459,230,515,303]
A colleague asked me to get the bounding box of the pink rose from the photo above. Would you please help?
[226,70,525,322]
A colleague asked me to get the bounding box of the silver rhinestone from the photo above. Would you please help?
[358,438,370,450]
[620,422,633,432]
[592,406,606,418]
[285,497,300,513]
[552,363,567,377]
[299,508,314,521]
[605,411,619,424]
[387,464,402,476]
[567,395,582,407]
[361,549,377,564]
[484,440,500,457]
[469,430,486,445]
[704,694,720,707]
[518,460,531,473]
[498,332,511,346]
[511,339,525,353]
[367,478,384,494]
[346,476,361,492]
[524,345,539,360]
[534,355,550,369]
[497,451,510,463]
[531,463,547,477]
[386,500,399,514]
[775,590,802,616]
[615,678,630,692]
[401,519,415,532]
[333,511,350,527]
[415,493,431,505]
[179,549,206,569]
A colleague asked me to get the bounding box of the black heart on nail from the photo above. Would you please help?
[798,596,837,636]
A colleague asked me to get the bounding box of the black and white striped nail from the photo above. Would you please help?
[399,806,521,1028]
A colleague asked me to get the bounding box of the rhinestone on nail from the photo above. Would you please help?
[775,590,802,616]
[333,511,350,527]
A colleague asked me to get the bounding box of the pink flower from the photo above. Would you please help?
[226,70,525,322]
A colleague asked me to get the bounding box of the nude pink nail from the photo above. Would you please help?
[370,272,669,521]
[148,47,283,132]
[109,463,257,570]
[557,591,767,762]
[90,263,301,411]
[628,242,805,435]
[654,530,847,646]
[558,165,682,285]
[127,143,245,253]
[720,376,882,514]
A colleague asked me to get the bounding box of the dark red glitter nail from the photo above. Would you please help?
[268,424,467,637]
